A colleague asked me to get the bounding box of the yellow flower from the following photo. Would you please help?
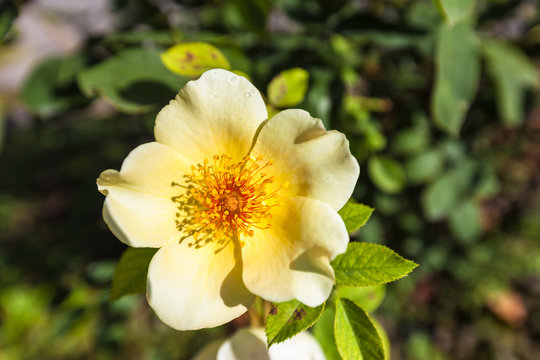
[97,69,359,330]
[193,327,325,360]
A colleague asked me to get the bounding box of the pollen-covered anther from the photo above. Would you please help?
[171,154,284,249]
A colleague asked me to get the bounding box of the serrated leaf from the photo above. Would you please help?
[110,247,157,301]
[435,0,476,25]
[334,298,385,360]
[482,40,539,126]
[78,48,186,114]
[313,307,341,360]
[372,317,391,359]
[160,42,231,77]
[432,20,479,135]
[338,201,374,234]
[335,285,386,313]
[368,155,406,194]
[267,67,309,108]
[331,242,418,287]
[265,299,324,346]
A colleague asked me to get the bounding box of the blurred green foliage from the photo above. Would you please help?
[1,0,540,359]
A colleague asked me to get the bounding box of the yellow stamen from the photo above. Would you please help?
[171,154,285,249]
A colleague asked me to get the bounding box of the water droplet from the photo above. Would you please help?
[245,92,251,97]
[250,89,256,95]
[229,75,238,83]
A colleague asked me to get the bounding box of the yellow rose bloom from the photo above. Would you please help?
[97,69,359,330]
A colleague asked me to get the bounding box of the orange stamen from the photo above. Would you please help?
[171,154,284,249]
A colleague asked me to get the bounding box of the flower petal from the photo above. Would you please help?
[217,328,269,360]
[216,328,325,360]
[251,109,359,211]
[193,340,224,360]
[241,197,349,307]
[268,331,325,360]
[147,240,254,331]
[97,142,192,248]
[155,69,268,162]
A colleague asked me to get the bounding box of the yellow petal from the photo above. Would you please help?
[251,109,359,211]
[241,197,348,307]
[147,240,254,331]
[97,142,190,247]
[154,69,268,162]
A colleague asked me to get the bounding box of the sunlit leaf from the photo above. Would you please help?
[432,20,479,135]
[313,307,341,360]
[331,242,418,287]
[372,317,391,359]
[334,298,385,360]
[265,299,325,346]
[338,201,374,234]
[482,40,540,126]
[336,285,386,313]
[368,155,406,194]
[160,42,231,77]
[78,48,186,114]
[267,67,310,108]
[435,0,476,25]
[110,247,157,301]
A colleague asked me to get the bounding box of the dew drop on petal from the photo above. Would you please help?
[229,75,238,83]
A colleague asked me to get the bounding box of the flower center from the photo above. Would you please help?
[171,154,287,250]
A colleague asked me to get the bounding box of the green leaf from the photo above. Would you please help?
[303,67,334,125]
[421,171,462,221]
[338,201,374,234]
[391,126,430,156]
[104,30,177,46]
[265,299,325,346]
[78,48,186,114]
[405,150,444,184]
[448,199,482,243]
[110,247,157,301]
[482,40,539,126]
[313,307,341,360]
[432,20,479,135]
[336,285,386,313]
[160,42,231,77]
[334,298,385,360]
[331,242,418,287]
[435,0,476,25]
[372,317,391,359]
[20,55,87,118]
[267,67,310,108]
[368,155,406,194]
[0,0,17,42]
[230,0,270,34]
[0,98,5,153]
